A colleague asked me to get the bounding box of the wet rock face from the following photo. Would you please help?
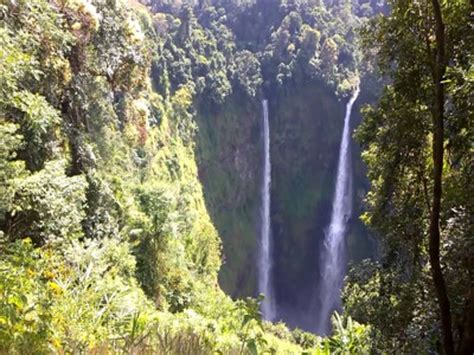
[269,83,344,327]
[234,147,252,186]
[195,93,262,297]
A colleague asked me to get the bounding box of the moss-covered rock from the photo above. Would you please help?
[195,92,262,297]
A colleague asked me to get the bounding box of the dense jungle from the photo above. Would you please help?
[0,0,472,353]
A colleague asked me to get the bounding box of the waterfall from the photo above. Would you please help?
[259,99,276,321]
[317,87,360,334]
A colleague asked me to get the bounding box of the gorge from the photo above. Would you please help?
[254,86,363,332]
[3,0,470,353]
[196,81,375,334]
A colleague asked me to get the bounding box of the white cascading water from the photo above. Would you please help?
[318,87,360,334]
[259,99,276,321]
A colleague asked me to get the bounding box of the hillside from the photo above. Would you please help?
[1,0,472,353]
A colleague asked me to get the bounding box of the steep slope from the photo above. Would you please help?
[195,93,262,297]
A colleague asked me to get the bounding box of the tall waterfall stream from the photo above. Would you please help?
[258,89,360,329]
[259,99,276,321]
[317,87,360,334]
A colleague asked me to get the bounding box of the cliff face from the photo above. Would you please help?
[270,83,345,327]
[195,81,375,326]
[195,92,262,296]
[270,82,376,329]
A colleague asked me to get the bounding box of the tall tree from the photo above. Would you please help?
[428,0,453,352]
[353,0,473,352]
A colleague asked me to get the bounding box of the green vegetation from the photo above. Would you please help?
[157,0,376,298]
[345,0,473,353]
[1,0,472,353]
[0,0,375,352]
[0,0,293,352]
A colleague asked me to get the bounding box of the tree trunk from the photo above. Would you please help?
[457,288,474,354]
[429,1,454,353]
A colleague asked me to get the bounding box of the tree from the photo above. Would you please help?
[355,0,473,352]
[428,0,452,352]
[231,50,262,97]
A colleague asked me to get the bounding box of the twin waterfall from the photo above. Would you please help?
[258,88,359,330]
[317,87,360,334]
[259,99,276,321]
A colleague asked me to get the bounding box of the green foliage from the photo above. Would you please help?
[235,296,266,354]
[343,260,440,352]
[292,327,318,349]
[231,50,262,97]
[152,0,367,104]
[0,237,156,354]
[0,0,71,170]
[0,0,384,353]
[51,237,153,352]
[8,160,87,245]
[326,313,371,354]
[0,239,54,354]
[350,0,473,352]
[0,122,26,222]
